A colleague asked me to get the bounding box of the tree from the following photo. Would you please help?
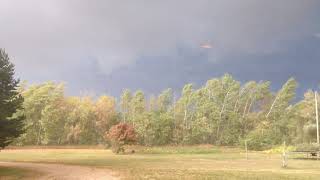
[294,90,319,143]
[130,90,147,142]
[94,95,118,143]
[17,82,65,145]
[106,123,137,154]
[157,88,173,112]
[131,90,146,116]
[6,70,315,149]
[142,89,174,145]
[174,83,196,144]
[120,89,132,122]
[266,78,297,119]
[41,88,67,145]
[65,96,98,145]
[246,78,297,149]
[0,49,25,149]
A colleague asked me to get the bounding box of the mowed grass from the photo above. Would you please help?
[0,166,41,180]
[0,145,320,179]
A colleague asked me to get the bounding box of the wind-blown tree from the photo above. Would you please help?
[188,75,240,145]
[143,89,174,145]
[8,71,313,149]
[65,96,98,145]
[234,81,271,139]
[157,88,173,112]
[16,84,119,145]
[246,78,297,149]
[120,89,132,122]
[155,89,174,144]
[130,90,148,143]
[41,84,66,145]
[0,49,25,149]
[94,95,119,143]
[190,87,216,144]
[174,83,196,144]
[267,78,297,143]
[18,82,65,145]
[149,94,157,111]
[214,74,240,144]
[294,90,319,143]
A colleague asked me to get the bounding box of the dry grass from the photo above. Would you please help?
[0,166,42,180]
[5,145,106,149]
[0,146,319,179]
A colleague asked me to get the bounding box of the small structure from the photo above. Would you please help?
[290,143,320,160]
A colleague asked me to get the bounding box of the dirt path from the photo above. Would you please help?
[0,161,119,180]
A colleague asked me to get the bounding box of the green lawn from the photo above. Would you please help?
[0,146,319,179]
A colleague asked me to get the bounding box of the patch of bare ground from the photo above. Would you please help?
[0,162,118,180]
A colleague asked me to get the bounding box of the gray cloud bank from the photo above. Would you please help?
[0,0,319,96]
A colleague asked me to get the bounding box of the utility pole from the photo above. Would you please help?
[315,91,319,145]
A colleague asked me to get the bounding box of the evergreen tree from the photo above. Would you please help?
[0,49,25,148]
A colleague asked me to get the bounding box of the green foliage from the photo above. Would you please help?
[245,128,273,150]
[0,49,25,148]
[65,97,99,145]
[264,145,296,153]
[245,78,298,150]
[15,84,119,145]
[120,89,132,122]
[12,73,320,151]
[144,111,174,145]
[157,88,173,112]
[95,95,119,143]
[16,82,65,145]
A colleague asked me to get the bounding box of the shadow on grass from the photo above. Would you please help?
[0,166,40,180]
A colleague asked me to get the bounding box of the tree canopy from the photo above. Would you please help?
[9,73,320,150]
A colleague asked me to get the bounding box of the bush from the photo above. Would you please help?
[105,123,137,154]
[303,124,317,142]
[264,145,296,154]
[244,130,273,151]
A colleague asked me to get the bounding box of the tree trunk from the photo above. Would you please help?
[216,88,232,143]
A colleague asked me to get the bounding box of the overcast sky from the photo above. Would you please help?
[1,0,320,97]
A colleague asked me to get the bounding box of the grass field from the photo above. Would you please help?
[0,166,42,180]
[0,145,320,179]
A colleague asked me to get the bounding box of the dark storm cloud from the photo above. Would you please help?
[0,0,319,95]
[104,36,320,98]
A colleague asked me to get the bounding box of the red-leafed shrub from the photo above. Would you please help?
[106,123,137,154]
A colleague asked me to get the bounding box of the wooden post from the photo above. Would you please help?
[315,91,320,160]
[245,140,248,160]
[315,91,319,145]
[282,141,287,168]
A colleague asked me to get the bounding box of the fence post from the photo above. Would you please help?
[245,140,248,160]
[282,141,287,168]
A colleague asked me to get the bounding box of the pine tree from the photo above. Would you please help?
[0,49,25,149]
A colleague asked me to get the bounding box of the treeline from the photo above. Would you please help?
[14,82,118,145]
[14,75,319,150]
